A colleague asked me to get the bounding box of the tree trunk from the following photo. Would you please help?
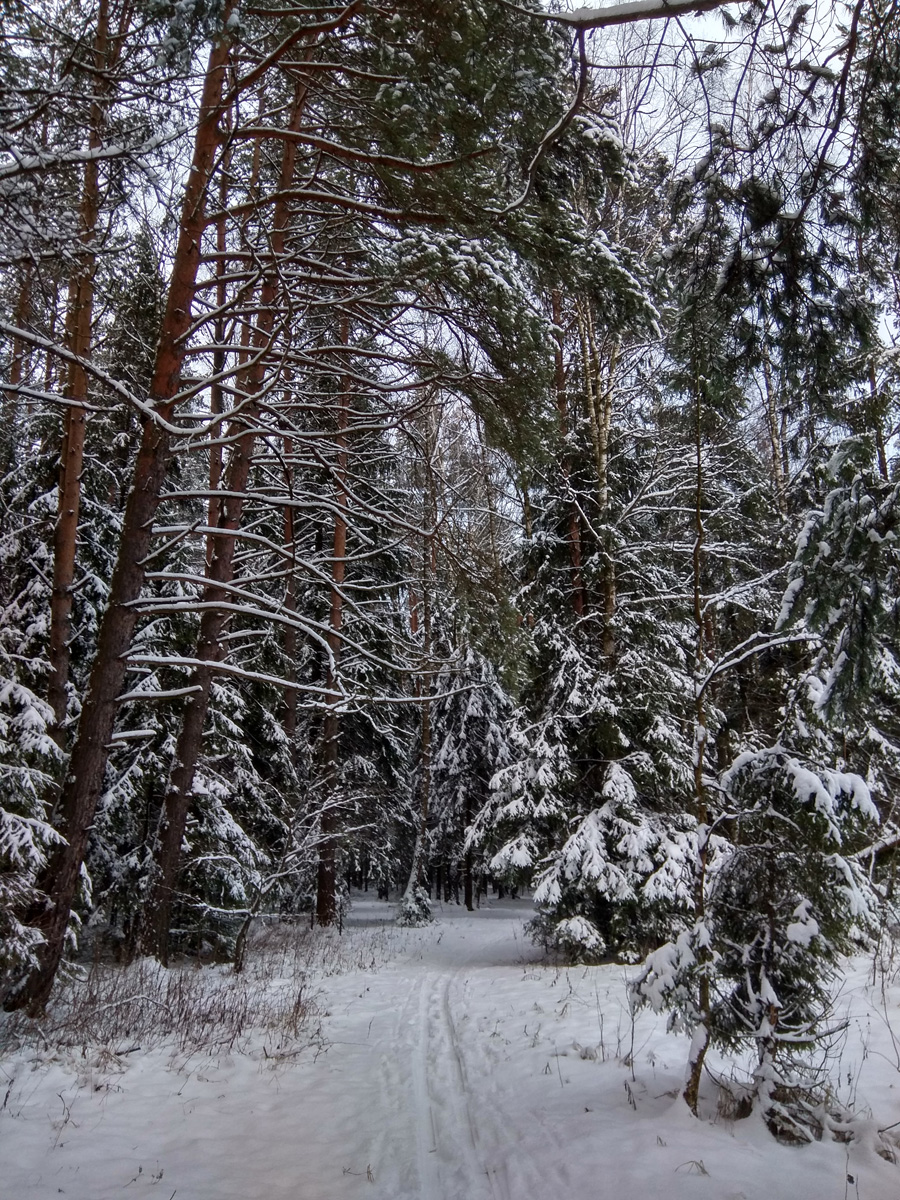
[400,404,436,921]
[143,79,310,963]
[3,58,54,462]
[316,325,351,926]
[282,429,299,745]
[684,373,711,1115]
[46,0,112,741]
[2,267,33,471]
[206,153,231,568]
[463,794,474,911]
[578,300,617,658]
[8,21,234,1014]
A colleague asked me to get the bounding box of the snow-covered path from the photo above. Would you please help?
[3,899,900,1200]
[350,903,573,1200]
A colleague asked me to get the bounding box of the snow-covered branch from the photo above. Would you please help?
[529,0,736,29]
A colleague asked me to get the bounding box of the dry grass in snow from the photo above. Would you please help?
[0,915,403,1059]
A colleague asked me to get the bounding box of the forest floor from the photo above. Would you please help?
[3,897,900,1200]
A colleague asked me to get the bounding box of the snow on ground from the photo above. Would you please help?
[3,897,900,1200]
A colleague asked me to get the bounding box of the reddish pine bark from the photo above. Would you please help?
[9,22,234,1014]
[142,81,310,963]
[2,268,33,471]
[47,0,112,740]
[282,430,299,745]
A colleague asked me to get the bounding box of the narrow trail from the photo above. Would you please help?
[344,898,570,1200]
[357,900,531,1200]
[408,967,497,1200]
[7,896,898,1200]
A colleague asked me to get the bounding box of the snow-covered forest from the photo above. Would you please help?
[2,0,900,1188]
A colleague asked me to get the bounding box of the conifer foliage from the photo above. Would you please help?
[1,0,899,1129]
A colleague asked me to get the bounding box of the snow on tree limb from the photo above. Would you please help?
[510,0,737,30]
[0,126,187,182]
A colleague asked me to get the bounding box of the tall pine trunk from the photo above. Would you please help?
[316,326,351,926]
[8,20,234,1014]
[2,267,33,472]
[400,403,436,921]
[48,0,136,740]
[282,429,299,746]
[142,80,310,963]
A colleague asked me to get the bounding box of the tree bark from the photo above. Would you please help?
[685,372,711,1115]
[143,79,310,963]
[400,403,436,915]
[316,324,351,926]
[578,300,617,658]
[47,0,112,741]
[206,151,231,567]
[463,794,474,911]
[282,429,299,745]
[2,267,33,472]
[8,20,234,1013]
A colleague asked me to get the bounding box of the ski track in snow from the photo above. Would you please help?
[370,918,523,1200]
[410,953,572,1200]
[411,965,502,1200]
[3,898,900,1200]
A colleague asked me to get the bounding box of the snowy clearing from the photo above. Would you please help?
[3,898,900,1200]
